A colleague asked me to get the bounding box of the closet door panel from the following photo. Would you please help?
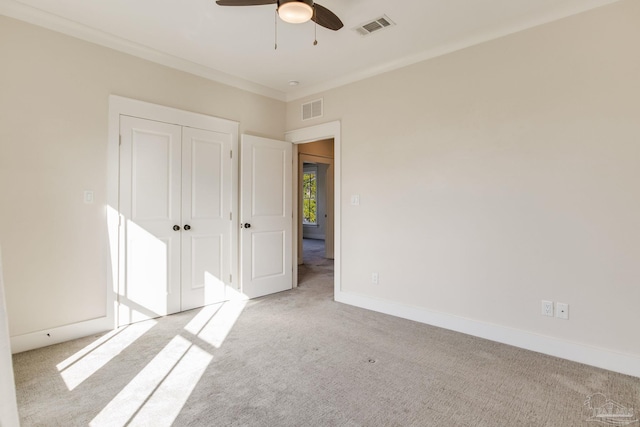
[119,116,182,325]
[181,127,232,310]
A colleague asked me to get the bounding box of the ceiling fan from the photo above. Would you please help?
[216,0,344,31]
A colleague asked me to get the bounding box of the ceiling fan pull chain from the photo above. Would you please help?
[314,21,318,45]
[274,9,278,50]
[313,8,318,46]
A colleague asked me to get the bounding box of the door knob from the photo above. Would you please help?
[173,225,180,231]
[184,224,191,231]
[244,223,251,229]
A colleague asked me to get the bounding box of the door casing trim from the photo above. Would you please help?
[285,121,341,297]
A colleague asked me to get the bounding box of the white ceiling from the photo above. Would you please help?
[1,0,620,101]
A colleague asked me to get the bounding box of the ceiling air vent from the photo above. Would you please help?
[302,99,323,121]
[354,15,395,37]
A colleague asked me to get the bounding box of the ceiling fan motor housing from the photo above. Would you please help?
[215,0,342,31]
[278,0,314,24]
[279,0,314,7]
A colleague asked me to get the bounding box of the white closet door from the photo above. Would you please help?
[181,127,232,310]
[240,135,293,299]
[119,116,182,325]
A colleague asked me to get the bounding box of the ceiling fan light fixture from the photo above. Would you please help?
[278,0,314,24]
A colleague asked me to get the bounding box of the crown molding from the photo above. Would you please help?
[0,0,287,101]
[285,0,622,102]
[1,0,622,104]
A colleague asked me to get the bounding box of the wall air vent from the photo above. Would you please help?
[302,98,323,121]
[354,15,395,37]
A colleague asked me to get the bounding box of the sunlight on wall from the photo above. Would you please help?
[58,320,157,391]
[89,335,211,427]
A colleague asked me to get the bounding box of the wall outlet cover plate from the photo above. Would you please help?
[541,300,553,317]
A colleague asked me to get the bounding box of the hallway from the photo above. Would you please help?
[298,239,333,287]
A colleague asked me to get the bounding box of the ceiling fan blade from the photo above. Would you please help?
[216,0,276,6]
[311,3,344,31]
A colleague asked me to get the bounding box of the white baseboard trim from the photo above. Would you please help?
[335,290,640,379]
[10,316,112,354]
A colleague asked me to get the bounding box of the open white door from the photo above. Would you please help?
[240,135,293,298]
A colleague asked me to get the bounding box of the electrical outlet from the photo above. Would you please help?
[556,303,569,320]
[372,272,379,285]
[541,300,553,317]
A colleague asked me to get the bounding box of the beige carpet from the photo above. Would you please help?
[12,240,640,426]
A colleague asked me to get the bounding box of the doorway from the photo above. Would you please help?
[285,121,341,297]
[295,139,334,287]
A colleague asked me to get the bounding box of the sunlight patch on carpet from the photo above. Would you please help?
[58,320,156,391]
[89,335,212,427]
[128,343,212,426]
[192,300,247,348]
[183,303,223,336]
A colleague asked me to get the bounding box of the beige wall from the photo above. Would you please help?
[286,0,640,357]
[0,16,285,337]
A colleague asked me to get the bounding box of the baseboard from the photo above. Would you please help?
[335,290,640,379]
[10,316,112,354]
[12,288,249,354]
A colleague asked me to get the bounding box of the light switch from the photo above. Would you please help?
[84,190,94,204]
[351,195,360,206]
